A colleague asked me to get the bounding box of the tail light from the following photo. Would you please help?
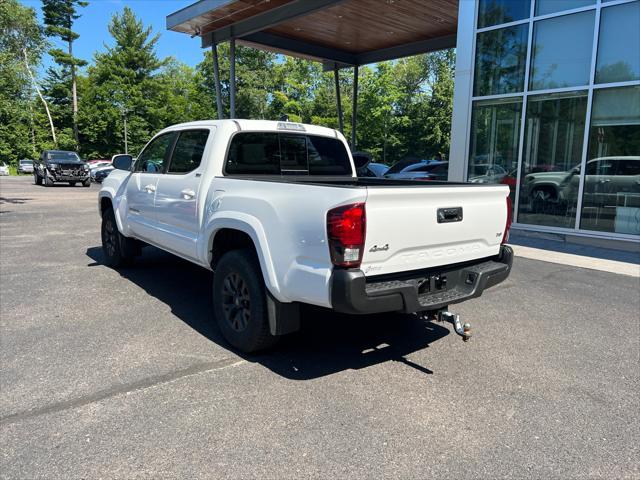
[327,203,366,268]
[502,195,513,244]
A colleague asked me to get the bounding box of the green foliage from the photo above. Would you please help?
[2,3,456,166]
[42,0,88,148]
[0,0,46,166]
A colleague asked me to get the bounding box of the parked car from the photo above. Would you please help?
[34,150,90,187]
[521,157,640,212]
[93,165,114,183]
[89,160,112,171]
[385,161,449,181]
[352,152,389,178]
[98,120,513,353]
[0,163,9,176]
[366,162,389,177]
[17,159,34,174]
[468,164,508,184]
[385,158,438,176]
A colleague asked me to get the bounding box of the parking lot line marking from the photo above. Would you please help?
[0,358,244,426]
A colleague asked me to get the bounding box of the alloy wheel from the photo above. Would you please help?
[221,272,251,332]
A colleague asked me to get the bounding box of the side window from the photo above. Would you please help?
[135,133,174,173]
[280,135,308,173]
[168,130,209,174]
[307,135,351,175]
[225,132,280,175]
[619,160,640,176]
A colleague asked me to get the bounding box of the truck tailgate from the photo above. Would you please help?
[361,184,509,276]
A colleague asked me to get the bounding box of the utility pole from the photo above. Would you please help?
[121,107,129,154]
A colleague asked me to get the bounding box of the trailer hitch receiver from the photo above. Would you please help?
[437,311,471,342]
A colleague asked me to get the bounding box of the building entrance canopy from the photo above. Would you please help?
[167,0,458,147]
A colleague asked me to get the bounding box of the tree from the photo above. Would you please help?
[80,6,166,157]
[42,0,88,147]
[0,0,49,165]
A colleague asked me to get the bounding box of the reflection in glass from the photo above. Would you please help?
[468,99,522,208]
[595,1,640,84]
[529,11,595,90]
[474,24,528,96]
[517,91,588,228]
[478,0,531,28]
[535,0,594,16]
[580,86,640,235]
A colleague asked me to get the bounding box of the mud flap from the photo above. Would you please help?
[266,291,301,336]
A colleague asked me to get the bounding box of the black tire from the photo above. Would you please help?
[34,173,42,185]
[44,175,53,187]
[69,181,77,186]
[101,207,137,268]
[82,178,91,187]
[213,249,278,353]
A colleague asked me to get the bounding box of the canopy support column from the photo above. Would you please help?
[351,65,359,149]
[334,66,344,135]
[211,44,223,119]
[229,38,236,119]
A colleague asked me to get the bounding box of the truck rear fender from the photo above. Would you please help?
[202,214,285,302]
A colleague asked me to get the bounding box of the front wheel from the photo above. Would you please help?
[69,181,77,187]
[44,175,53,187]
[82,179,90,187]
[213,249,278,353]
[101,207,137,268]
[34,173,42,185]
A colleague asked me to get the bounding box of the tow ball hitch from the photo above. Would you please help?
[434,311,472,342]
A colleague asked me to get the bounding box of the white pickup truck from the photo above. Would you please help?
[98,120,513,352]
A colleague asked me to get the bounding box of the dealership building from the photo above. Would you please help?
[168,0,639,245]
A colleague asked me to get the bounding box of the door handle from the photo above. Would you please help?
[181,189,196,199]
[143,184,156,193]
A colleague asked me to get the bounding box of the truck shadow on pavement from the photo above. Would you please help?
[86,246,449,380]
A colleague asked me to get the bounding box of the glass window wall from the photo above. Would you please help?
[474,24,529,96]
[517,91,588,228]
[468,98,523,206]
[478,0,531,28]
[595,1,640,84]
[529,11,595,90]
[467,0,640,238]
[580,86,640,235]
[535,0,594,16]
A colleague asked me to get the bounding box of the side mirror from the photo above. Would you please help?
[352,151,372,170]
[112,154,133,171]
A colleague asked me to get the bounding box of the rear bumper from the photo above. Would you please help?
[330,245,513,314]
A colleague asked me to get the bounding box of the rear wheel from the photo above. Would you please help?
[213,249,277,353]
[101,207,137,268]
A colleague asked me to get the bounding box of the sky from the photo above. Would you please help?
[20,0,205,74]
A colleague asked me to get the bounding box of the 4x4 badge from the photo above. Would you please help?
[369,244,389,252]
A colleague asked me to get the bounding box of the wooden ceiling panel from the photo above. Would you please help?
[172,0,295,35]
[266,0,458,54]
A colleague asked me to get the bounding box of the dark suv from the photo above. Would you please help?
[34,150,90,187]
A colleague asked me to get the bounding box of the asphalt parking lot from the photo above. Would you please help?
[1,175,638,479]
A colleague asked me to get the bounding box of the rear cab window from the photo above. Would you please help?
[224,132,352,176]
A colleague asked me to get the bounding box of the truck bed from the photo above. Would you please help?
[215,175,492,188]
